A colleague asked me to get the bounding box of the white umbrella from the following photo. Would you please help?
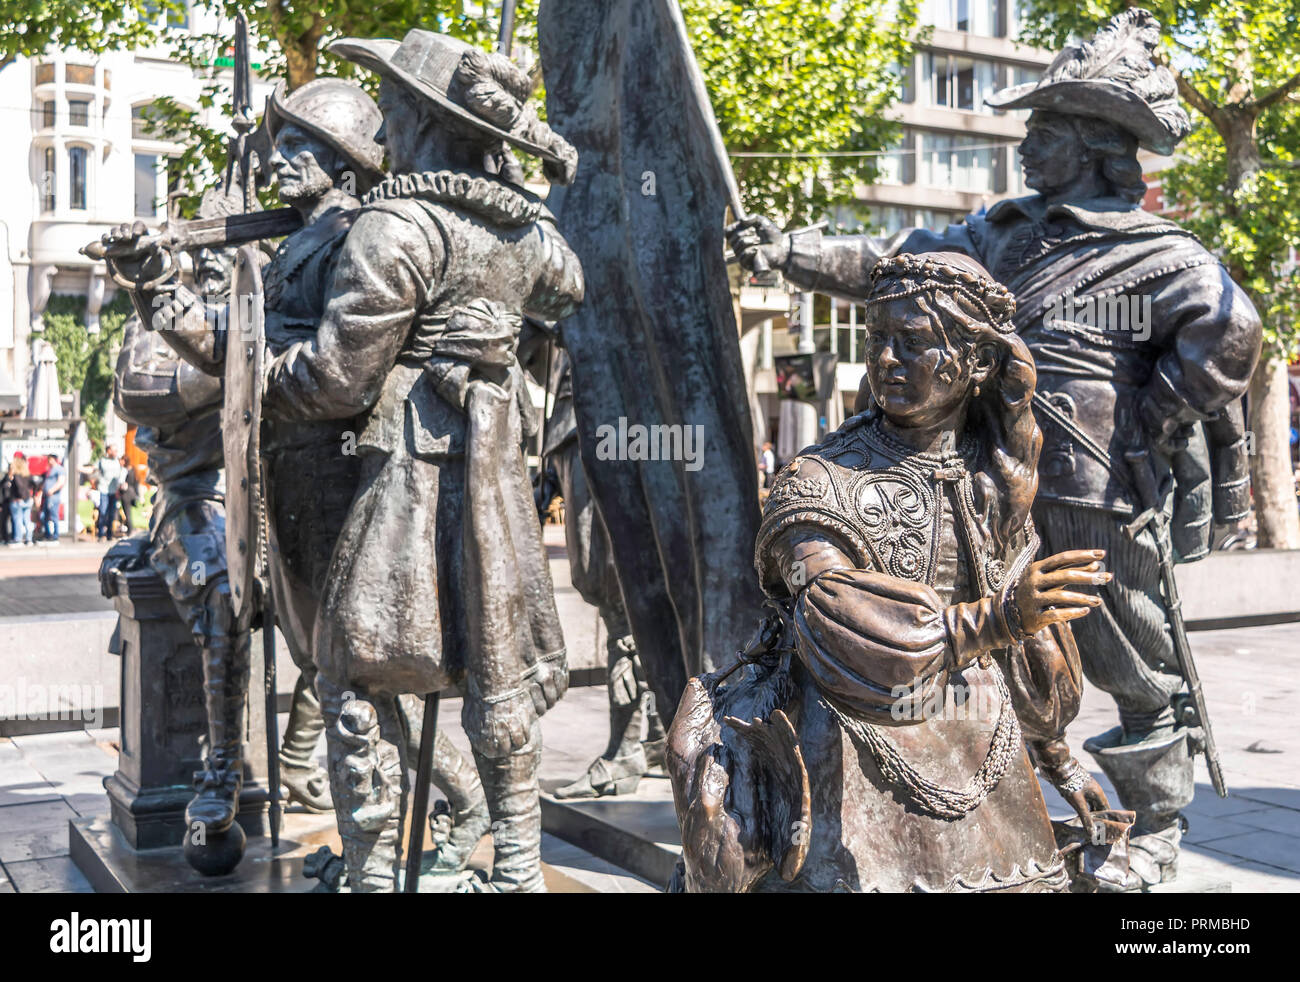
[25,339,63,438]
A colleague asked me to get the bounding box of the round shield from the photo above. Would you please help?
[223,245,266,624]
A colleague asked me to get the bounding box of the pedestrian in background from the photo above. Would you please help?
[118,464,140,534]
[0,459,12,544]
[6,455,34,546]
[42,453,66,541]
[92,446,123,541]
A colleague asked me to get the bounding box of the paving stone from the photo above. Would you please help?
[1230,786,1300,813]
[0,770,61,808]
[1232,806,1300,837]
[64,791,110,818]
[4,855,94,893]
[1181,813,1262,846]
[541,833,658,893]
[0,798,78,834]
[1195,830,1300,874]
[9,730,95,754]
[0,824,70,864]
[1219,859,1300,893]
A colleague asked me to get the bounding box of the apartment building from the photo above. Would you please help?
[0,6,272,418]
[848,0,1055,235]
[742,1,1057,461]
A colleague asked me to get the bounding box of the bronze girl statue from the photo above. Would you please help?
[667,253,1131,892]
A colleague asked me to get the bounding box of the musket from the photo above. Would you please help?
[1030,392,1228,798]
[82,209,303,288]
[232,11,284,848]
[221,11,284,846]
[1123,447,1228,798]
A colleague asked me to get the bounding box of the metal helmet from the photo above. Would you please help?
[264,78,385,193]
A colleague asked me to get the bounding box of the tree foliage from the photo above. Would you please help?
[38,293,134,453]
[1017,0,1300,357]
[0,2,183,70]
[682,0,920,225]
[140,1,917,224]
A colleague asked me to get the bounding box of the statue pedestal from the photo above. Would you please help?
[101,564,270,850]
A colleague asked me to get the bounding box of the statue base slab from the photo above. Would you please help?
[540,779,679,889]
[71,811,600,893]
[68,812,335,893]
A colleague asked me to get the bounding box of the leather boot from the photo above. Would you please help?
[185,631,250,833]
[555,635,649,799]
[322,685,407,893]
[279,673,331,812]
[1085,724,1194,891]
[468,722,545,893]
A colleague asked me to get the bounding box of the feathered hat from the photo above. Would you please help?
[329,30,577,183]
[984,8,1190,155]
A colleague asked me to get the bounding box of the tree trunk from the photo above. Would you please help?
[284,40,318,90]
[1248,356,1300,549]
[1217,111,1297,548]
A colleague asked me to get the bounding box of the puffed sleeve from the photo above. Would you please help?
[526,217,584,321]
[263,205,442,422]
[993,622,1083,747]
[764,526,1019,726]
[1140,264,1261,429]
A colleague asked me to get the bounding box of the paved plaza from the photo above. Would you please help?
[0,530,1297,893]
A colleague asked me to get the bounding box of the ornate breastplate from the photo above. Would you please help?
[756,416,1019,598]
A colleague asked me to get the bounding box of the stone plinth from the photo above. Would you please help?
[101,563,270,850]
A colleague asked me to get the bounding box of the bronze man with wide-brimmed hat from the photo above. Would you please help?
[259,29,584,892]
[729,8,1262,889]
[101,77,490,863]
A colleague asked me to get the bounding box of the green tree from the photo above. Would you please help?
[136,1,538,214]
[683,0,920,225]
[0,2,183,71]
[154,1,918,226]
[38,293,134,453]
[1016,1,1300,548]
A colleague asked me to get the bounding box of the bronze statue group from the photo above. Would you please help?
[97,7,1261,893]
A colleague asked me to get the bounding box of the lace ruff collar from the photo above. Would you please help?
[363,170,545,228]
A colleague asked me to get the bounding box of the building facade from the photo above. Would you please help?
[743,1,1056,462]
[0,7,272,416]
[847,0,1054,235]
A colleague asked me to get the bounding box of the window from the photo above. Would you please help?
[135,154,158,217]
[143,1,189,28]
[915,209,963,232]
[34,63,55,85]
[869,206,911,236]
[68,146,87,210]
[926,54,998,113]
[65,64,94,86]
[68,100,90,127]
[39,101,55,128]
[925,0,1001,36]
[132,104,161,141]
[919,133,996,193]
[41,148,56,211]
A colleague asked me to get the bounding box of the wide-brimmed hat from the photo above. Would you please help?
[264,78,385,191]
[985,8,1190,155]
[328,29,563,167]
